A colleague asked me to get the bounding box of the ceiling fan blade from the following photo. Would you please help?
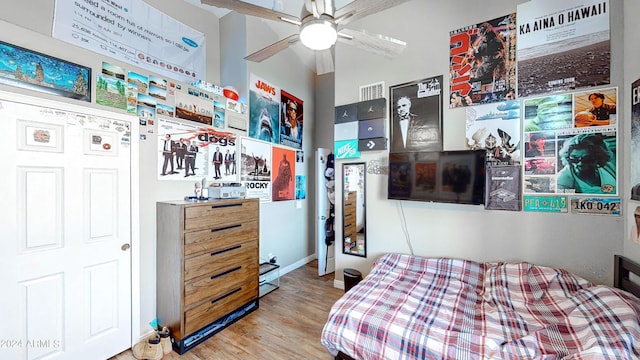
[337,28,406,59]
[315,49,334,75]
[334,0,412,26]
[245,34,301,62]
[201,0,301,24]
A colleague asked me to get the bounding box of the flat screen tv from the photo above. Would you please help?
[388,150,486,205]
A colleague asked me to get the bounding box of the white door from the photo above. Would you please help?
[0,94,132,360]
[316,148,335,276]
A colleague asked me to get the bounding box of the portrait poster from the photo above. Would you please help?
[485,165,521,211]
[555,127,616,196]
[573,87,617,127]
[449,13,516,107]
[249,73,280,144]
[389,75,443,153]
[240,137,272,202]
[271,147,296,201]
[517,0,610,98]
[280,90,303,149]
[465,100,521,165]
[633,80,640,200]
[0,40,91,102]
[157,118,237,181]
[295,175,306,200]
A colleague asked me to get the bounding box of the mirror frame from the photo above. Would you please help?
[342,162,366,257]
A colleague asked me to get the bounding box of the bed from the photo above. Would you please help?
[321,254,640,359]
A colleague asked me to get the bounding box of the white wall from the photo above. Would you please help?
[332,0,630,286]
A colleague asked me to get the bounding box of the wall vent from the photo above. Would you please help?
[359,81,385,101]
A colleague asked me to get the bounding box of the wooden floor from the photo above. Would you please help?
[110,260,343,360]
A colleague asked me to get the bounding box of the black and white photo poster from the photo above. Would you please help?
[517,0,610,98]
[389,76,443,153]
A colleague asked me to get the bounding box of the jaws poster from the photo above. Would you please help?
[249,73,280,144]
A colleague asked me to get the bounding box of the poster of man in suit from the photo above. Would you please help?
[389,75,443,153]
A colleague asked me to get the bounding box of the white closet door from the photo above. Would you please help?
[0,95,132,360]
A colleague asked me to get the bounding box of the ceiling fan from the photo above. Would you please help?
[200,0,410,74]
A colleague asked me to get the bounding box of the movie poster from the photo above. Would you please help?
[389,75,443,153]
[240,137,272,202]
[280,90,303,149]
[249,73,280,144]
[465,100,521,165]
[271,146,295,201]
[517,0,610,98]
[631,79,640,200]
[449,13,516,107]
[157,118,236,181]
[573,87,617,127]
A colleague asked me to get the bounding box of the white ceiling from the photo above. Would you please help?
[184,0,353,19]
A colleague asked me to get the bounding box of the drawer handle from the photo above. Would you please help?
[211,288,241,304]
[211,244,241,256]
[211,266,242,280]
[211,203,242,209]
[211,224,241,233]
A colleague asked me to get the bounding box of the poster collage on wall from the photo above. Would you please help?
[97,59,306,203]
[447,0,618,214]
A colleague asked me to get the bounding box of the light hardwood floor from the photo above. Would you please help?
[110,260,343,360]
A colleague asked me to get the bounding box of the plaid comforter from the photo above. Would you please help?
[321,254,640,359]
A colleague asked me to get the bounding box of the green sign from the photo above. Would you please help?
[523,195,568,212]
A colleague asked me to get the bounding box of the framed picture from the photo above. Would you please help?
[17,119,64,153]
[389,75,443,153]
[0,40,91,102]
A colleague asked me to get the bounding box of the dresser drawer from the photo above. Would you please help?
[184,200,258,231]
[184,240,258,282]
[184,220,258,256]
[184,278,259,335]
[184,260,258,309]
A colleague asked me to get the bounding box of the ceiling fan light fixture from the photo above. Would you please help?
[299,18,337,51]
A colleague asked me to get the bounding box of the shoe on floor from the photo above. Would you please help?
[132,333,163,360]
[158,326,172,355]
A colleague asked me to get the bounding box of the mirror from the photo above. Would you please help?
[343,162,366,257]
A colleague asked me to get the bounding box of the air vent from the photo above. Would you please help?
[359,81,385,101]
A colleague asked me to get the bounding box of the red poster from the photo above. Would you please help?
[449,14,517,108]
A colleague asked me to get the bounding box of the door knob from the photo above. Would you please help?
[121,243,131,251]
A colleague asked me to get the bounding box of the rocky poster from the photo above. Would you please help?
[449,14,516,107]
[517,0,610,98]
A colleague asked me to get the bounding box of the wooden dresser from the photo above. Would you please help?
[156,198,259,354]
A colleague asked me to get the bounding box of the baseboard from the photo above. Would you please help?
[334,280,345,290]
[280,253,317,276]
[135,329,156,345]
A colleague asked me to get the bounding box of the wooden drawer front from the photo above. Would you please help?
[184,279,258,335]
[184,200,258,231]
[184,240,258,282]
[184,260,258,309]
[184,220,258,257]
